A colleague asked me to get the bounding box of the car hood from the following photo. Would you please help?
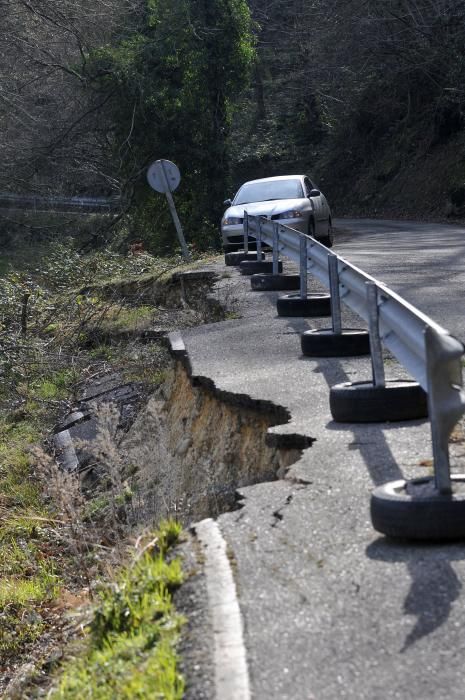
[225,198,306,218]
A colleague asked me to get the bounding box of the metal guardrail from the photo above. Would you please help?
[244,213,465,495]
[0,192,122,213]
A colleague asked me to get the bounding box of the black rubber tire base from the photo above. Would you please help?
[251,274,300,291]
[301,328,370,357]
[330,380,428,423]
[223,241,259,253]
[276,293,331,317]
[371,476,465,540]
[225,251,265,266]
[240,260,283,276]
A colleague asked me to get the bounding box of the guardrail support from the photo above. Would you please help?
[425,326,465,495]
[272,223,280,275]
[371,327,465,540]
[242,213,465,539]
[367,282,385,388]
[243,211,249,254]
[328,254,342,335]
[299,235,308,299]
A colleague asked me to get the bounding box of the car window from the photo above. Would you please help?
[304,178,314,195]
[234,179,304,205]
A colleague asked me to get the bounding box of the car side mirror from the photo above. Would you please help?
[223,198,232,207]
[309,189,321,197]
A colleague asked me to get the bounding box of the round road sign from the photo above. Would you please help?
[147,159,181,193]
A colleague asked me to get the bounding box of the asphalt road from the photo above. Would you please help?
[333,218,465,341]
[178,228,465,699]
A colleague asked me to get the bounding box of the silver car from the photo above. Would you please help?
[221,175,333,251]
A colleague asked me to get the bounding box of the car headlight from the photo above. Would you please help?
[275,210,304,219]
[222,216,243,226]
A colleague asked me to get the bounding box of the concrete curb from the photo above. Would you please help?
[168,330,187,358]
[193,518,250,700]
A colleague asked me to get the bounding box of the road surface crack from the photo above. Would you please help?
[271,494,293,527]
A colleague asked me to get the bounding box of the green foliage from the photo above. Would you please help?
[87,0,255,251]
[98,304,156,335]
[51,524,185,700]
[0,611,46,662]
[0,238,209,689]
[0,244,174,401]
[228,0,465,214]
[156,519,183,553]
[0,566,60,607]
[39,242,163,291]
[0,419,42,510]
[30,368,79,401]
[90,558,182,645]
[0,416,61,663]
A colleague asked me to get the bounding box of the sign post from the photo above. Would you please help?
[147,159,190,260]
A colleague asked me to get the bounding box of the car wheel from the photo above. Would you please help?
[308,218,316,239]
[276,292,331,317]
[371,476,465,541]
[329,380,428,423]
[320,218,333,248]
[223,243,242,253]
[301,328,370,357]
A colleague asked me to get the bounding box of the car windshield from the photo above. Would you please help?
[234,179,304,205]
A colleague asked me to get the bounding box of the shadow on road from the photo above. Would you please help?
[307,353,426,486]
[367,538,464,651]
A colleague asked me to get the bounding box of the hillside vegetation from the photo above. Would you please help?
[0,240,222,696]
[1,0,464,256]
[1,1,464,695]
[232,0,465,220]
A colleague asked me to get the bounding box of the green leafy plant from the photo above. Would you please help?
[0,417,62,664]
[50,523,185,700]
[86,0,255,252]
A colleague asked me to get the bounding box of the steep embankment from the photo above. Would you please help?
[122,359,304,524]
[322,128,465,223]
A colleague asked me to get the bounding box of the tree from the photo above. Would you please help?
[0,0,131,197]
[86,0,255,250]
[229,0,465,199]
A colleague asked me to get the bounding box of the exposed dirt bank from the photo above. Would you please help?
[123,360,304,525]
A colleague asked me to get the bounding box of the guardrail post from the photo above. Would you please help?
[299,234,308,299]
[328,253,342,335]
[366,282,385,388]
[272,222,280,275]
[256,218,263,261]
[425,326,465,494]
[243,211,249,254]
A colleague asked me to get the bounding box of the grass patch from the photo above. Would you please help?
[50,521,185,699]
[98,304,156,334]
[0,417,62,665]
[121,354,172,385]
[30,368,79,401]
[0,569,59,606]
[0,419,42,510]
